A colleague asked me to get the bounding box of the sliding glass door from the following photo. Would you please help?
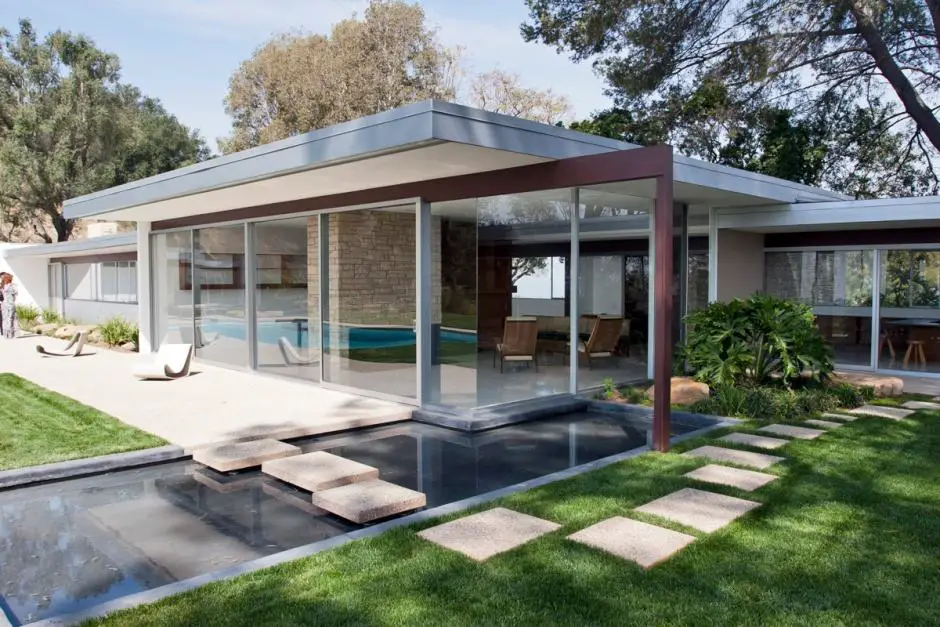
[193,226,248,367]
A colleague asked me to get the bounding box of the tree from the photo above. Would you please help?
[0,20,207,242]
[222,0,459,152]
[466,69,573,124]
[522,0,940,180]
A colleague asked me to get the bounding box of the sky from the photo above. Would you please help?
[0,0,612,152]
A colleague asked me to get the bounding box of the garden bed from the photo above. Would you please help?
[17,306,139,353]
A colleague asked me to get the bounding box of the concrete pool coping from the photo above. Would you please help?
[28,415,736,626]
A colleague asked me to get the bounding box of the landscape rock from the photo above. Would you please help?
[646,377,710,405]
[33,323,58,335]
[833,372,903,397]
[120,342,137,352]
[53,324,97,340]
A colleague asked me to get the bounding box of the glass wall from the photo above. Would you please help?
[254,217,318,381]
[765,250,874,366]
[193,226,248,367]
[152,231,193,347]
[879,250,940,372]
[321,206,417,399]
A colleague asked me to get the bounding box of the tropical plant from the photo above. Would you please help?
[97,316,138,347]
[682,294,834,388]
[15,304,40,329]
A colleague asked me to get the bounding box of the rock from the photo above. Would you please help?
[33,323,58,335]
[833,372,903,397]
[646,377,710,405]
[120,342,137,352]
[53,324,98,340]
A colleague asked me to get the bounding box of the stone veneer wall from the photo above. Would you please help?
[306,210,441,329]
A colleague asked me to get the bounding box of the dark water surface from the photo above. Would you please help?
[0,412,700,623]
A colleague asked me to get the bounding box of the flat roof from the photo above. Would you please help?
[2,233,137,258]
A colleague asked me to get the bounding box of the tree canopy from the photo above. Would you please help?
[0,20,208,242]
[523,0,940,192]
[466,69,573,125]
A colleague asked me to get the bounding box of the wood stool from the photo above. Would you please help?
[879,333,896,362]
[903,340,927,369]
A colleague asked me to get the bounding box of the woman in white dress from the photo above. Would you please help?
[1,273,17,339]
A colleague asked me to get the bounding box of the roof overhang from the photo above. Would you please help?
[1,233,137,259]
[716,196,940,232]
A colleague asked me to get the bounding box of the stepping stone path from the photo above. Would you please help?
[822,412,857,422]
[568,517,695,569]
[312,480,426,524]
[418,507,560,561]
[192,468,258,493]
[847,404,914,421]
[635,488,761,533]
[682,445,785,470]
[684,464,778,492]
[901,400,940,410]
[758,424,825,440]
[193,438,300,472]
[804,419,842,429]
[720,432,789,450]
[262,452,379,492]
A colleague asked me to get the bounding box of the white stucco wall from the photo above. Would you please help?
[62,299,138,325]
[0,244,46,309]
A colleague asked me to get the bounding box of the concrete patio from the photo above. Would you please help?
[0,336,410,450]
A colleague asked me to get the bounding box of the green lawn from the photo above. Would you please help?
[0,373,166,471]
[91,406,940,626]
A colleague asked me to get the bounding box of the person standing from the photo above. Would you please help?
[1,273,17,339]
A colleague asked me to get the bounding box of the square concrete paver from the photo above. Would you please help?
[720,432,789,450]
[848,404,914,421]
[822,412,858,422]
[312,479,426,523]
[193,439,301,472]
[804,419,842,429]
[684,464,778,492]
[682,446,785,470]
[901,400,940,410]
[758,424,826,440]
[636,488,761,533]
[262,451,379,492]
[568,517,695,569]
[418,507,560,561]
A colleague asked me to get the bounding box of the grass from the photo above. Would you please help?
[0,374,166,471]
[90,405,940,626]
[347,341,477,366]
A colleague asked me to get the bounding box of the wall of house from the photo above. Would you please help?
[716,229,765,301]
[0,245,46,309]
[63,299,137,324]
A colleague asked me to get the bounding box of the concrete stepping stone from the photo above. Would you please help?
[262,451,379,492]
[192,468,258,493]
[847,404,914,421]
[568,516,695,569]
[682,446,785,470]
[720,432,789,450]
[684,464,778,492]
[822,412,857,422]
[312,479,426,523]
[418,507,560,561]
[193,438,301,472]
[636,487,761,533]
[901,400,940,410]
[804,419,842,429]
[758,424,825,440]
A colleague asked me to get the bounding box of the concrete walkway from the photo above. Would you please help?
[0,336,410,450]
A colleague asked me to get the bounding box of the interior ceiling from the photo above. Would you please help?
[101,143,550,223]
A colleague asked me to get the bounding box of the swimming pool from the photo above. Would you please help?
[195,322,475,349]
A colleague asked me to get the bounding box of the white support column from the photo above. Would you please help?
[136,221,153,354]
[870,249,882,371]
[708,206,719,303]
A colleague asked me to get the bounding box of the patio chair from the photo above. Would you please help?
[132,343,194,380]
[493,317,539,373]
[35,331,88,357]
[277,337,318,366]
[570,316,623,369]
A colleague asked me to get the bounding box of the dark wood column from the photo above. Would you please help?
[652,166,675,452]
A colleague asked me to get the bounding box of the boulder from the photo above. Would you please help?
[833,372,903,397]
[120,341,137,352]
[646,377,710,405]
[53,324,97,340]
[33,323,58,335]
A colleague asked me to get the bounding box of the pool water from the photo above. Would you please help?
[199,322,474,350]
[0,413,701,624]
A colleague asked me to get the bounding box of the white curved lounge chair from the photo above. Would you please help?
[36,331,87,357]
[277,337,318,366]
[133,343,194,380]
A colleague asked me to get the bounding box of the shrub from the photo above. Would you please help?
[682,294,834,388]
[692,383,854,421]
[41,308,62,325]
[98,316,138,347]
[15,304,41,329]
